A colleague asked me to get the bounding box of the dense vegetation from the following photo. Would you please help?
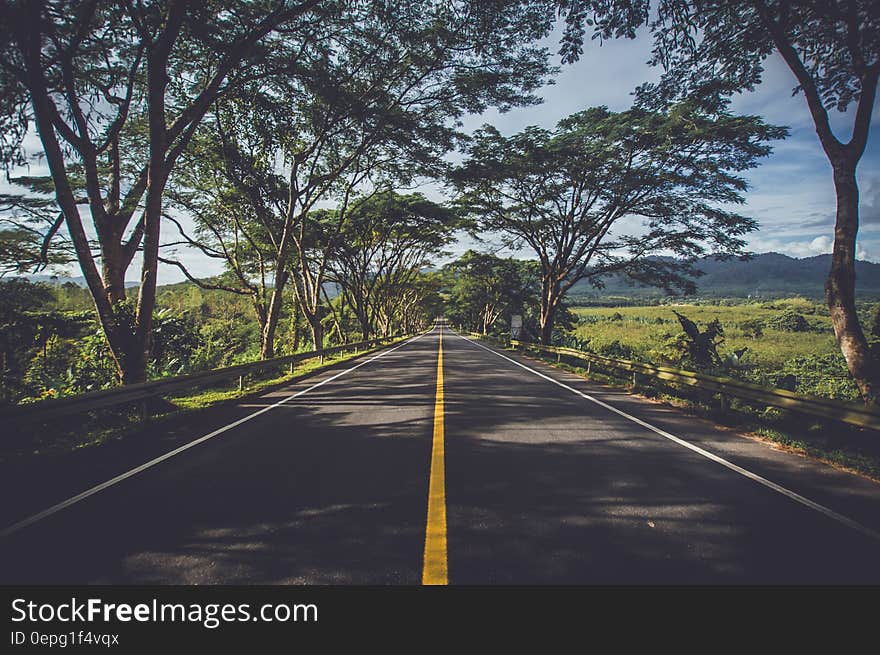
[0,274,440,407]
[565,299,880,402]
[5,252,880,408]
[1,0,878,409]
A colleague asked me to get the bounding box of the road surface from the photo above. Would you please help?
[2,327,879,584]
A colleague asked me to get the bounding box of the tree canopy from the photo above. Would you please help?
[442,250,540,337]
[0,0,555,380]
[452,101,785,343]
[552,0,880,402]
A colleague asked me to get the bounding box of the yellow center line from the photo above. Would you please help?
[422,326,448,585]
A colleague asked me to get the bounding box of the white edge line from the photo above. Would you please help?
[0,331,432,538]
[458,333,880,544]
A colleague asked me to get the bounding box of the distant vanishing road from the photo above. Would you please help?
[2,326,880,584]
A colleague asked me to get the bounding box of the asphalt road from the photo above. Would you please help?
[2,327,879,584]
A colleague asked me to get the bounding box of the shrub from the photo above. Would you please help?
[779,354,859,400]
[762,297,819,314]
[23,331,117,398]
[589,339,635,359]
[766,310,810,332]
[150,310,202,376]
[738,318,764,338]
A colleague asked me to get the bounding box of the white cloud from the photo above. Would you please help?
[750,234,877,262]
[749,236,828,258]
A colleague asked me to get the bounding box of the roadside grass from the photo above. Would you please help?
[511,346,880,482]
[566,298,880,403]
[168,350,363,410]
[1,339,404,463]
[570,301,841,370]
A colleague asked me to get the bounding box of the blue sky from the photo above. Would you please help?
[441,28,880,266]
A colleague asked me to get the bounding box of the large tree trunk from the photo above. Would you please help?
[539,276,561,345]
[117,332,148,385]
[539,313,555,345]
[353,303,371,341]
[97,243,145,384]
[101,242,128,305]
[260,323,276,360]
[307,314,324,353]
[16,7,143,385]
[761,15,879,405]
[260,272,289,360]
[126,16,183,385]
[826,163,879,406]
[290,293,301,352]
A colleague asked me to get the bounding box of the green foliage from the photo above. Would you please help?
[671,311,724,370]
[442,250,540,336]
[779,354,860,401]
[738,318,764,339]
[3,0,555,382]
[0,278,54,317]
[451,101,784,339]
[0,279,91,403]
[149,310,202,377]
[569,300,860,401]
[0,179,74,275]
[331,192,461,339]
[557,2,879,119]
[23,331,117,399]
[765,310,811,332]
[555,1,880,402]
[0,276,233,404]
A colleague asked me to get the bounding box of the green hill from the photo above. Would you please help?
[569,253,880,301]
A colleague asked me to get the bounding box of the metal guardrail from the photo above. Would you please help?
[477,337,880,432]
[1,334,411,426]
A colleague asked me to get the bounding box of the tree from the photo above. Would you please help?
[0,0,322,383]
[443,251,539,335]
[162,0,553,356]
[452,103,784,343]
[554,0,880,402]
[282,0,554,351]
[329,192,458,340]
[673,310,724,371]
[397,272,446,334]
[0,278,79,403]
[162,95,294,359]
[0,176,74,276]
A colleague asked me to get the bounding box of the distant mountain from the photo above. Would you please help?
[569,253,880,300]
[23,273,338,295]
[23,252,880,299]
[25,274,140,288]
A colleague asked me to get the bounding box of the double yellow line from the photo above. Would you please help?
[422,327,448,585]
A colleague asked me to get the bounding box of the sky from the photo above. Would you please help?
[6,23,880,284]
[440,28,880,266]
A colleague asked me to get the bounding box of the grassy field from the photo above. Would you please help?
[567,297,878,401]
